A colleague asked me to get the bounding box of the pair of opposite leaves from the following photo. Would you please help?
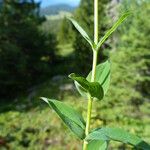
[41,12,150,149]
[41,59,110,141]
[69,60,110,101]
[67,12,131,101]
[41,98,150,150]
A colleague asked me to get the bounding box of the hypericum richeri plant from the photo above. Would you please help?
[41,0,150,149]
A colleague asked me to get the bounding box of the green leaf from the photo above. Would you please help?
[86,127,150,150]
[87,140,108,150]
[75,81,88,98]
[68,18,93,48]
[69,73,104,100]
[41,97,86,139]
[87,60,111,95]
[74,60,110,99]
[96,12,131,50]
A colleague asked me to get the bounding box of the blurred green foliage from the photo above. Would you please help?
[58,17,75,44]
[0,0,57,99]
[108,0,150,105]
[0,78,149,149]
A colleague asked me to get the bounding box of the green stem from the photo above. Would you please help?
[91,50,98,82]
[83,51,98,150]
[83,0,99,149]
[82,95,93,150]
[94,0,99,45]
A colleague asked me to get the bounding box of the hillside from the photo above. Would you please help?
[41,4,75,35]
[40,4,76,16]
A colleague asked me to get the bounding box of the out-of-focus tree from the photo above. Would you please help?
[107,0,150,107]
[0,0,57,99]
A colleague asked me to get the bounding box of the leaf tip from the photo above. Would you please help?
[40,97,49,104]
[123,11,132,17]
[68,73,75,78]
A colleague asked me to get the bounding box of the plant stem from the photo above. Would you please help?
[91,50,98,82]
[83,0,99,149]
[94,0,99,45]
[83,51,98,150]
[82,94,93,150]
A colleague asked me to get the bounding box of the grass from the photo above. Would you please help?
[0,77,149,150]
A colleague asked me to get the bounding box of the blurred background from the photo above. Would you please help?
[0,0,149,149]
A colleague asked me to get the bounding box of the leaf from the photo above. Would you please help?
[87,60,111,95]
[69,73,104,100]
[96,12,131,50]
[75,60,110,98]
[75,81,88,98]
[68,18,93,48]
[75,60,110,97]
[87,140,108,150]
[41,97,86,139]
[86,127,150,150]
